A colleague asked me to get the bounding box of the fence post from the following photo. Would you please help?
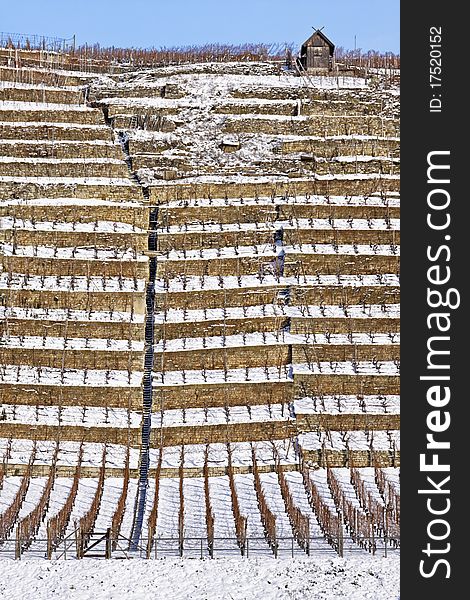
[246,538,249,558]
[291,537,294,558]
[338,524,343,558]
[105,528,112,559]
[15,528,21,560]
[46,524,52,560]
[200,538,203,559]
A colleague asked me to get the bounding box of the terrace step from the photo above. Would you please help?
[0,122,112,141]
[0,139,123,159]
[0,158,130,178]
[0,106,105,125]
[0,86,84,104]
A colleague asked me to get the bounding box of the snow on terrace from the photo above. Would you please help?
[158,218,401,234]
[1,440,298,470]
[0,121,108,130]
[152,441,297,470]
[156,304,400,325]
[0,244,148,262]
[152,361,398,388]
[153,404,290,428]
[95,62,368,92]
[0,156,124,166]
[0,335,144,351]
[0,365,143,387]
[155,273,400,294]
[275,132,400,142]
[0,175,135,185]
[153,365,291,386]
[0,81,85,92]
[0,404,141,429]
[0,273,146,292]
[0,139,118,148]
[157,193,401,210]
[3,196,143,206]
[0,100,94,112]
[139,172,400,187]
[299,431,400,453]
[1,440,140,470]
[222,112,394,122]
[0,217,146,233]
[293,361,399,376]
[294,395,400,415]
[0,306,144,324]
[155,332,400,353]
[157,243,399,262]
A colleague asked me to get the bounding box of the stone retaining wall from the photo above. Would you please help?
[290,317,400,335]
[157,202,400,226]
[0,384,142,409]
[0,66,84,86]
[0,346,144,370]
[156,316,288,339]
[0,123,111,141]
[149,178,400,203]
[0,87,84,104]
[296,413,400,431]
[156,252,399,278]
[1,255,149,278]
[1,203,148,228]
[279,137,400,158]
[0,181,142,201]
[2,289,146,313]
[0,141,122,159]
[155,343,290,371]
[153,380,292,410]
[0,108,104,125]
[154,285,400,311]
[223,116,399,137]
[292,343,400,363]
[294,374,400,395]
[4,229,148,251]
[0,160,129,179]
[2,318,145,341]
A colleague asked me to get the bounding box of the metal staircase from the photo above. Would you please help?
[129,195,158,547]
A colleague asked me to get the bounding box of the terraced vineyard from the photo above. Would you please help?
[0,48,400,559]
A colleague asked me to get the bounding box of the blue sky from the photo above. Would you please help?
[3,1,399,52]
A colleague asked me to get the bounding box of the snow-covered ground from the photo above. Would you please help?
[0,557,400,600]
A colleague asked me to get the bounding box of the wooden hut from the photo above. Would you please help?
[298,29,335,74]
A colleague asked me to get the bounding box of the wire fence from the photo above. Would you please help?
[0,533,399,560]
[0,32,75,52]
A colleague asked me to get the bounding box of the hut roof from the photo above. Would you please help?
[302,29,335,51]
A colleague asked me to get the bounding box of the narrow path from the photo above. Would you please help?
[95,101,157,547]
